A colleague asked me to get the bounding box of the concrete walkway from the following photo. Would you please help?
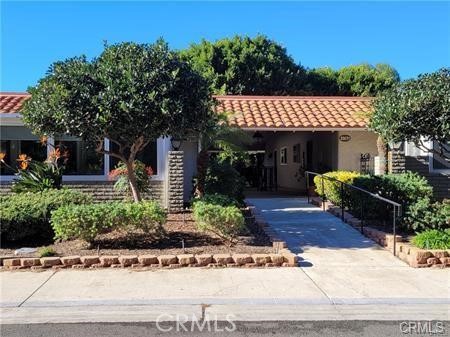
[0,198,448,323]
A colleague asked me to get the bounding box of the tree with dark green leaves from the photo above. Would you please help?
[371,68,450,159]
[180,34,308,95]
[307,63,400,96]
[22,40,215,202]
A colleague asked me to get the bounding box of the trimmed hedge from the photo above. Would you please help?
[314,171,446,232]
[51,200,166,243]
[0,189,92,241]
[192,199,245,245]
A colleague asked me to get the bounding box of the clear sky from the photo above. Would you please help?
[2,1,449,92]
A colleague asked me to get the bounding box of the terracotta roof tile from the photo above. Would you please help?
[215,95,372,129]
[0,93,30,113]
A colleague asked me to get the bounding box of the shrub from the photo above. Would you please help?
[407,199,450,232]
[51,201,166,243]
[192,193,239,207]
[352,172,434,231]
[193,201,245,245]
[412,229,450,250]
[38,246,57,257]
[204,159,245,203]
[0,189,92,241]
[313,171,360,205]
[108,160,154,195]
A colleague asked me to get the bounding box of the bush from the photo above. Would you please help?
[108,160,154,196]
[193,201,245,245]
[51,201,166,243]
[313,171,360,205]
[408,199,450,232]
[315,171,438,232]
[352,172,434,231]
[204,159,245,203]
[0,189,92,241]
[38,246,57,257]
[412,229,450,250]
[192,193,239,207]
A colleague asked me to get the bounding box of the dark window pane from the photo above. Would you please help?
[55,139,104,175]
[109,141,157,174]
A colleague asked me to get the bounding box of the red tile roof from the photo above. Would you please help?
[0,92,373,130]
[215,95,373,129]
[0,93,30,114]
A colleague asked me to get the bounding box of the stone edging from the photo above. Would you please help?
[0,251,298,271]
[311,197,449,268]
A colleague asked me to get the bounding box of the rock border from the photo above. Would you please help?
[311,197,449,268]
[0,251,298,271]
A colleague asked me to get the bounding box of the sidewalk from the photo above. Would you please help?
[1,267,449,323]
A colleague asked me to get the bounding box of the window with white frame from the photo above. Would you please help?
[280,147,287,165]
[0,126,47,175]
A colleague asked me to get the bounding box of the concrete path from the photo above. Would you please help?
[0,197,448,323]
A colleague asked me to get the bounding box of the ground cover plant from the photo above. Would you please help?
[412,229,450,250]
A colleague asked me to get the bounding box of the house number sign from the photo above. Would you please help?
[339,135,351,142]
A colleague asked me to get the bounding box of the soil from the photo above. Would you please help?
[0,211,274,258]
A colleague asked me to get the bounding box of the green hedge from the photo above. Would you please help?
[0,189,92,241]
[313,171,360,206]
[192,200,245,245]
[51,200,166,243]
[205,159,245,203]
[314,171,446,232]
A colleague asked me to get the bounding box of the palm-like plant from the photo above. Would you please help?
[194,113,251,197]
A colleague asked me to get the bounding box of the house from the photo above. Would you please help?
[1,92,448,208]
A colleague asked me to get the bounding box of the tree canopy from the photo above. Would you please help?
[370,68,450,158]
[307,64,400,96]
[180,34,400,97]
[22,40,215,201]
[180,34,308,95]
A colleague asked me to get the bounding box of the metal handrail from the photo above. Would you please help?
[305,171,402,256]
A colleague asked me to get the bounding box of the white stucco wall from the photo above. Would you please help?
[335,131,378,171]
[262,130,378,192]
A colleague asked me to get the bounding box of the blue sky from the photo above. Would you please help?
[2,1,449,91]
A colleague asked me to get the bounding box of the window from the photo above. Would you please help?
[280,147,287,165]
[54,136,104,175]
[293,144,301,163]
[109,141,158,174]
[430,141,450,172]
[1,126,47,175]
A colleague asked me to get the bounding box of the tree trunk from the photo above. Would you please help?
[126,161,142,202]
[376,135,387,175]
[194,149,209,198]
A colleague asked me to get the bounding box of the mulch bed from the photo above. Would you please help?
[0,212,274,258]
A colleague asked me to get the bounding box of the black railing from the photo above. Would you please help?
[305,171,402,256]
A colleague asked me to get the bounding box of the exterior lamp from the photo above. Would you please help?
[170,138,182,151]
[253,131,263,144]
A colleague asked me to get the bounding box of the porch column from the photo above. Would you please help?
[167,150,184,213]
